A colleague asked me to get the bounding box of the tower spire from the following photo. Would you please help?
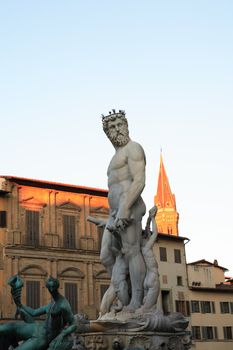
[154,153,179,235]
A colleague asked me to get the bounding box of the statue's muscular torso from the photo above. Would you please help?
[107,140,146,219]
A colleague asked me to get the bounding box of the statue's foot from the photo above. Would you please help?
[123,301,141,313]
[135,306,154,314]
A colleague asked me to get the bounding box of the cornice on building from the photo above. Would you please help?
[0,175,108,197]
[189,286,233,293]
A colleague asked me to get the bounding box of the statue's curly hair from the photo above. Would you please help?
[102,114,128,137]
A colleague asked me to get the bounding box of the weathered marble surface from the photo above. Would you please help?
[74,331,192,350]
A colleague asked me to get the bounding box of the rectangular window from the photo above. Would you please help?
[97,226,104,251]
[192,326,201,340]
[162,275,168,284]
[223,326,233,340]
[65,283,78,314]
[175,300,189,316]
[100,284,109,300]
[26,281,40,309]
[191,300,200,313]
[159,247,167,262]
[26,210,39,246]
[63,215,76,249]
[0,211,7,228]
[200,301,211,313]
[177,276,183,286]
[174,249,181,263]
[201,326,215,340]
[220,301,230,313]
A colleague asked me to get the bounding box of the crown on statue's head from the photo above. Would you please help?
[101,109,126,121]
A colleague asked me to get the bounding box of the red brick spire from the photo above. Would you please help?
[154,153,179,235]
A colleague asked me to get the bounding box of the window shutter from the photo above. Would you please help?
[201,301,205,313]
[65,283,78,314]
[159,247,167,261]
[201,327,207,340]
[0,211,7,228]
[26,211,39,246]
[214,327,218,339]
[223,327,227,339]
[186,301,190,316]
[100,284,109,300]
[174,249,181,263]
[230,302,233,314]
[26,281,40,309]
[211,301,215,313]
[63,215,76,249]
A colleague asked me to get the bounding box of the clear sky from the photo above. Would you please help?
[0,1,233,275]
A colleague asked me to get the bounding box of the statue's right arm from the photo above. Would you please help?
[20,303,50,317]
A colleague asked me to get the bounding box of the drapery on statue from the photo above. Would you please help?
[0,275,77,350]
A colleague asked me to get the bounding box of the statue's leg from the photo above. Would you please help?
[100,283,116,315]
[14,336,48,350]
[0,323,38,350]
[112,255,129,306]
[0,322,35,339]
[122,221,146,311]
[100,226,115,276]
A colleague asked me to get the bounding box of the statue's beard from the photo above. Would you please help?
[107,128,130,147]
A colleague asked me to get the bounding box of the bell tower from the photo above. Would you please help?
[154,153,179,235]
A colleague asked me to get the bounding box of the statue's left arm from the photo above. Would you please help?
[117,142,146,222]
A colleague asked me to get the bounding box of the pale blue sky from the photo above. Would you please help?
[0,1,233,274]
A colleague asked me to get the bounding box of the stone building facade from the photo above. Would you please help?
[188,260,233,350]
[0,176,110,319]
[154,157,233,349]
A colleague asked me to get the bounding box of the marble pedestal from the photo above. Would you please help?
[75,331,192,350]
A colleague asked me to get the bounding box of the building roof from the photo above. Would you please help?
[157,232,189,242]
[0,175,108,197]
[189,285,233,293]
[187,259,228,271]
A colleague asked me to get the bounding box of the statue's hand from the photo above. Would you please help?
[115,218,130,232]
[149,205,158,218]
